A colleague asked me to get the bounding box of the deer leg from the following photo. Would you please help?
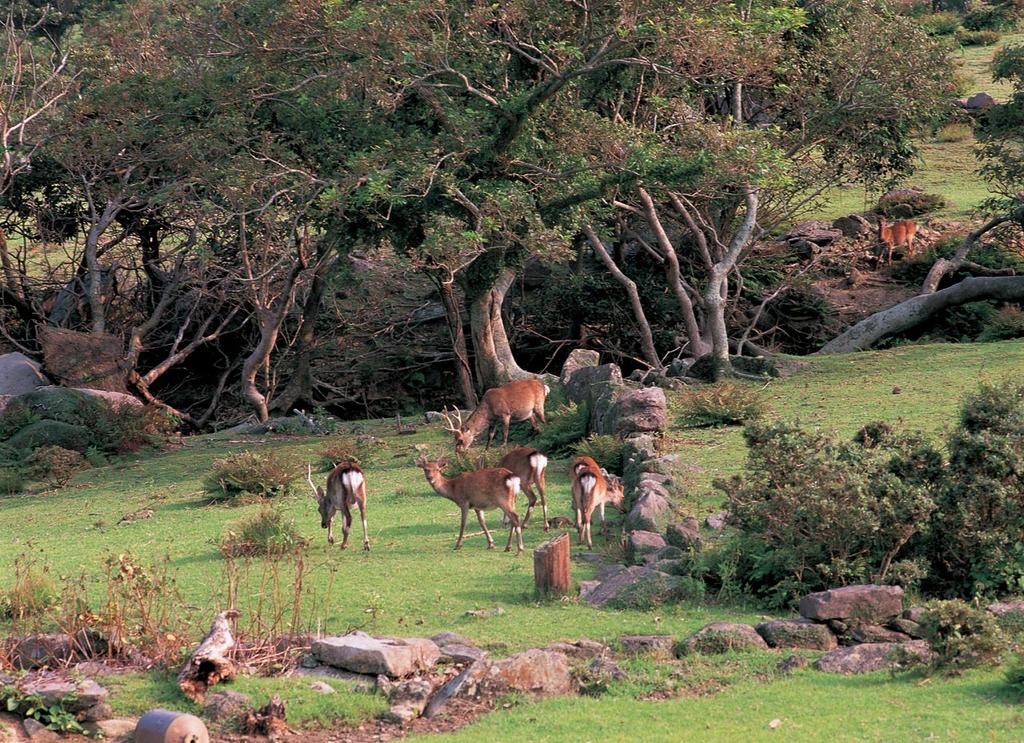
[359,500,370,551]
[340,503,352,550]
[455,506,468,550]
[584,517,593,550]
[600,502,609,536]
[476,509,495,549]
[521,484,537,527]
[503,508,522,554]
[486,424,497,450]
[537,469,549,530]
[501,415,511,445]
[327,515,334,546]
[528,412,541,432]
[536,404,546,424]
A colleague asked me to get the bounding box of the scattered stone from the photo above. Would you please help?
[627,530,667,563]
[619,635,675,658]
[21,719,59,743]
[83,718,137,740]
[312,632,440,678]
[82,702,114,722]
[14,675,108,713]
[607,386,668,436]
[292,665,377,691]
[889,618,925,639]
[814,640,933,674]
[625,491,672,533]
[704,512,728,530]
[903,607,926,623]
[384,677,437,723]
[118,508,154,524]
[464,607,505,618]
[546,639,608,660]
[583,566,671,608]
[482,649,574,697]
[203,690,251,721]
[430,632,474,647]
[0,352,49,396]
[755,619,837,651]
[850,624,911,644]
[799,585,904,624]
[578,580,601,601]
[665,518,702,551]
[588,656,627,681]
[309,681,335,694]
[423,659,490,719]
[832,214,872,238]
[438,643,486,665]
[560,349,601,386]
[777,655,810,674]
[986,600,1024,617]
[681,623,769,655]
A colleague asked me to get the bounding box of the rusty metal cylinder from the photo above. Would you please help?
[135,709,210,743]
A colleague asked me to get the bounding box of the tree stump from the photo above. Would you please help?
[534,533,570,598]
[177,610,239,702]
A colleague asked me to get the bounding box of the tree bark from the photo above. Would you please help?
[921,207,1024,294]
[583,224,661,369]
[534,532,570,598]
[469,265,531,388]
[819,276,1024,353]
[435,276,478,407]
[177,609,239,702]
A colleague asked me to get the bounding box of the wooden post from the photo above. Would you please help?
[534,533,571,598]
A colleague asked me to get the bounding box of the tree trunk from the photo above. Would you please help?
[533,532,570,598]
[0,228,21,299]
[177,610,239,702]
[819,276,1024,353]
[469,265,531,388]
[922,207,1024,294]
[583,224,662,370]
[436,277,478,407]
[703,267,732,380]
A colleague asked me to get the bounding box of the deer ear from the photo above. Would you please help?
[437,456,449,468]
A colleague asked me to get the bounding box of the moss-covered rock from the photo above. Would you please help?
[7,420,91,452]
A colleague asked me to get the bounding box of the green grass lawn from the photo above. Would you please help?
[3,340,1024,738]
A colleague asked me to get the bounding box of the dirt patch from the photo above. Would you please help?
[814,273,917,324]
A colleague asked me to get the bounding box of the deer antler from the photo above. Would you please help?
[439,406,464,433]
[306,463,321,500]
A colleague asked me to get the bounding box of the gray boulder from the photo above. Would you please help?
[0,352,48,396]
[481,649,573,697]
[584,565,675,608]
[313,632,440,678]
[958,92,997,110]
[606,386,667,436]
[799,585,903,624]
[619,635,675,658]
[705,511,728,530]
[627,530,666,563]
[561,349,601,386]
[666,517,702,551]
[545,639,608,659]
[625,491,672,533]
[384,676,438,723]
[565,363,622,407]
[14,675,108,713]
[850,624,911,644]
[781,221,843,246]
[814,640,933,674]
[203,690,251,721]
[681,623,769,655]
[832,214,872,238]
[755,619,837,651]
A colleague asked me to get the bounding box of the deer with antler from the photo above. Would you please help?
[414,455,524,554]
[441,378,548,453]
[306,462,369,551]
[570,455,626,549]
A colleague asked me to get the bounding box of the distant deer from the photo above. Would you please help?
[306,462,369,551]
[570,455,626,549]
[441,378,548,452]
[414,455,524,554]
[877,216,918,265]
[498,446,549,530]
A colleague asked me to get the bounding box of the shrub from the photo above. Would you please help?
[934,121,973,142]
[918,11,962,35]
[677,382,766,428]
[875,189,947,218]
[87,401,163,453]
[205,450,294,500]
[715,421,943,607]
[0,684,86,734]
[27,445,89,488]
[955,28,1002,45]
[3,565,57,621]
[977,306,1024,341]
[0,467,26,495]
[6,420,91,453]
[1007,655,1024,692]
[963,4,1020,30]
[220,507,308,557]
[573,434,626,475]
[0,402,40,440]
[911,600,1007,674]
[519,401,589,456]
[928,381,1024,596]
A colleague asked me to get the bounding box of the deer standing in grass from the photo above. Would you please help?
[570,455,626,549]
[498,446,549,530]
[306,462,369,551]
[877,217,918,265]
[414,455,524,554]
[442,379,548,452]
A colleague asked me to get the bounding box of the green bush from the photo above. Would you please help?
[677,382,767,428]
[918,11,962,35]
[205,450,294,500]
[517,401,589,456]
[955,28,1002,45]
[27,445,89,488]
[573,434,626,475]
[0,402,40,440]
[0,467,26,495]
[963,4,1020,31]
[1006,655,1024,692]
[912,600,1007,674]
[715,421,943,607]
[875,189,947,217]
[928,381,1024,596]
[977,307,1024,341]
[220,506,308,557]
[7,420,91,452]
[2,565,57,621]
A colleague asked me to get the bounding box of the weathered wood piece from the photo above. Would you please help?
[177,610,239,702]
[534,533,570,598]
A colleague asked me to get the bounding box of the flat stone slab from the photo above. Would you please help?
[546,639,608,659]
[814,640,933,674]
[438,643,486,665]
[799,585,904,624]
[14,674,108,713]
[756,619,837,651]
[681,623,769,655]
[620,635,675,658]
[482,649,574,697]
[850,624,911,644]
[292,664,377,691]
[313,632,440,678]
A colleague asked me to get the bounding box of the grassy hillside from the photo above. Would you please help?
[3,341,1024,739]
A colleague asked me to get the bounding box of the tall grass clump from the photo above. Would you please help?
[221,507,308,558]
[206,450,294,500]
[677,382,766,428]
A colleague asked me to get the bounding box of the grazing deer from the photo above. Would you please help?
[877,217,918,265]
[306,463,369,551]
[498,446,549,530]
[414,455,524,554]
[570,455,626,549]
[441,379,548,452]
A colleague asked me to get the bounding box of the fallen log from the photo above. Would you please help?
[177,610,239,702]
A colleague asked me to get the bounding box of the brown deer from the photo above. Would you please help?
[414,455,525,554]
[877,216,918,265]
[570,455,626,549]
[441,379,548,452]
[306,462,369,551]
[498,446,549,530]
